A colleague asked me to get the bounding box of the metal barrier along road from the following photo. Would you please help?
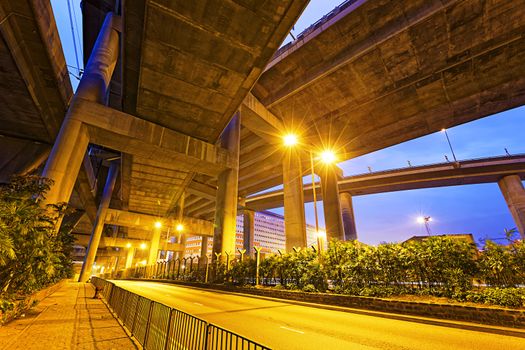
[91,277,271,350]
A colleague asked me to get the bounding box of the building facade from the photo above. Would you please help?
[185,211,318,257]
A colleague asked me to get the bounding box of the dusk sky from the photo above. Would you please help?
[52,0,525,245]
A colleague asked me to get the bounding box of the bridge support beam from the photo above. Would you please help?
[243,209,255,257]
[148,226,162,265]
[340,192,358,240]
[200,236,209,258]
[79,161,119,282]
[320,165,345,242]
[42,13,119,211]
[125,247,135,269]
[283,148,307,250]
[212,113,240,262]
[498,175,525,239]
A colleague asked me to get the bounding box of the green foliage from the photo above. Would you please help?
[228,258,256,286]
[0,175,74,300]
[205,231,525,308]
[463,288,525,308]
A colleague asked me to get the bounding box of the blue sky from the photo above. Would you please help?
[52,0,525,245]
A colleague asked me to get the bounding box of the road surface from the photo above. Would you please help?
[111,280,525,350]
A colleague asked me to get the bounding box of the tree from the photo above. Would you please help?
[0,176,74,298]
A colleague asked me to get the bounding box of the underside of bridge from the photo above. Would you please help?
[1,0,525,273]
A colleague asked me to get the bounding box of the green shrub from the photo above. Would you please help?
[465,288,525,308]
[0,176,74,301]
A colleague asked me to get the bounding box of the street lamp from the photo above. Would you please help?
[311,148,337,253]
[140,242,147,250]
[317,229,326,252]
[283,133,298,147]
[176,223,184,232]
[320,150,337,164]
[126,242,132,248]
[440,128,457,163]
[417,216,432,236]
[154,220,162,229]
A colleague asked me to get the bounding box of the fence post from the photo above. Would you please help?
[238,249,246,263]
[204,324,212,350]
[254,247,262,286]
[205,257,209,283]
[143,300,155,346]
[163,309,174,350]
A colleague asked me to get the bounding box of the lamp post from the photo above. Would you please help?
[417,216,432,236]
[309,150,320,245]
[441,129,457,163]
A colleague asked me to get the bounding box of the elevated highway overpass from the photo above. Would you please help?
[246,154,525,210]
[1,0,525,277]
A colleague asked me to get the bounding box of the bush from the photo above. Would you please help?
[0,176,74,301]
[465,288,525,308]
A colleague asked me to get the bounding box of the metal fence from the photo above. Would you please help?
[91,277,270,350]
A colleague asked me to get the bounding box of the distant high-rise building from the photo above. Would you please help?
[185,210,318,256]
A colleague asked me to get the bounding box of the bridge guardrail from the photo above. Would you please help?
[91,276,270,350]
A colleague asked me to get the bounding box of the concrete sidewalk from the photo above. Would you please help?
[0,281,136,350]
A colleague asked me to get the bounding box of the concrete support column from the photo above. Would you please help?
[243,209,255,256]
[125,247,135,269]
[498,175,525,239]
[212,113,240,262]
[283,148,307,250]
[340,192,358,241]
[79,161,119,282]
[42,12,119,210]
[148,227,162,265]
[200,236,209,258]
[320,165,345,242]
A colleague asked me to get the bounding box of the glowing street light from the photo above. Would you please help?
[417,216,432,236]
[154,221,162,229]
[140,242,147,250]
[176,223,184,232]
[320,150,337,164]
[126,242,132,248]
[283,133,298,147]
[317,230,326,252]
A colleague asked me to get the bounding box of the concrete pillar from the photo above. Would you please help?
[243,209,255,256]
[148,227,162,265]
[42,12,119,210]
[125,247,135,269]
[498,175,525,239]
[177,193,186,255]
[200,236,209,258]
[212,113,240,262]
[283,148,307,250]
[340,192,358,240]
[79,161,119,282]
[320,165,345,242]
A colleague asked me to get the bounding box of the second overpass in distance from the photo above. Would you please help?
[245,154,525,211]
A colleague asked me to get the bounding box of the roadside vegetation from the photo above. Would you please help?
[0,176,74,316]
[222,235,525,308]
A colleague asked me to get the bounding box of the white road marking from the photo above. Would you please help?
[280,326,305,334]
[193,302,203,306]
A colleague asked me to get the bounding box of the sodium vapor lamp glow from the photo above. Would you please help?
[320,150,337,164]
[140,242,147,250]
[126,242,132,248]
[154,221,162,229]
[176,223,184,232]
[283,134,298,147]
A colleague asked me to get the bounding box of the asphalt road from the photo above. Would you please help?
[111,280,525,350]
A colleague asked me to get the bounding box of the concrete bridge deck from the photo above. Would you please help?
[246,154,525,211]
